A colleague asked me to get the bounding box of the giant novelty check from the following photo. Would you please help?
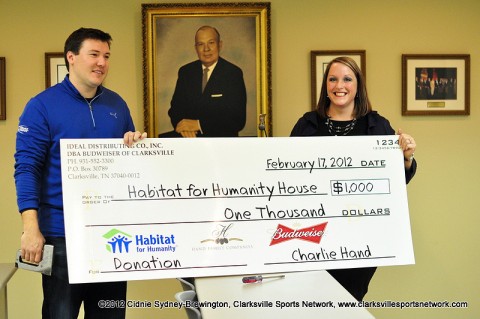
[60,136,414,283]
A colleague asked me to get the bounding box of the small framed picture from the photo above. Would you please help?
[45,52,68,88]
[310,50,366,110]
[402,54,470,115]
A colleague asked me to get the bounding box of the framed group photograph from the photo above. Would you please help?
[310,50,366,110]
[142,2,271,137]
[402,54,470,116]
[0,57,5,120]
[45,52,68,88]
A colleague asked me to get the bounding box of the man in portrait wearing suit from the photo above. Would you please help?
[168,25,247,137]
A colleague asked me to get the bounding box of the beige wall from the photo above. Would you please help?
[1,0,479,318]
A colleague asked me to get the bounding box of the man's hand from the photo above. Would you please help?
[124,131,147,147]
[21,209,45,264]
[175,119,201,138]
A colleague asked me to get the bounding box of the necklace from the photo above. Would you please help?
[325,117,357,136]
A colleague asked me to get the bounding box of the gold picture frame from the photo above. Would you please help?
[310,50,366,110]
[0,57,5,120]
[402,54,470,116]
[142,2,272,137]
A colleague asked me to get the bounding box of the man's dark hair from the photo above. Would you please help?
[64,28,112,71]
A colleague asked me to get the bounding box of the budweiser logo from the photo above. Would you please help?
[270,223,327,246]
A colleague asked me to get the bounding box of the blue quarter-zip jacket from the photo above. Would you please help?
[14,75,135,237]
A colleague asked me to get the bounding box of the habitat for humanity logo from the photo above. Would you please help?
[102,228,177,254]
[270,222,327,246]
[103,229,133,253]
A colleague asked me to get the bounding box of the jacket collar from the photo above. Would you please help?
[61,74,104,100]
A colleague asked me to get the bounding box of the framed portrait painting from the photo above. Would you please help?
[0,57,5,120]
[142,2,271,137]
[45,52,68,88]
[310,50,366,110]
[402,54,470,116]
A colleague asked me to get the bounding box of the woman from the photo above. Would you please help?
[290,57,417,301]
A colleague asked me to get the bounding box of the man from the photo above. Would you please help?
[168,25,247,137]
[14,27,145,318]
